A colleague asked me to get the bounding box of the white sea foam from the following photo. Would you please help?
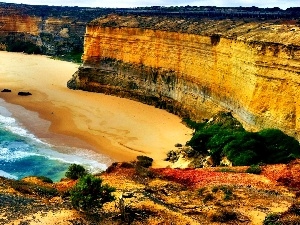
[36,146,109,173]
[0,114,48,145]
[0,114,16,125]
[0,147,40,162]
[0,170,18,180]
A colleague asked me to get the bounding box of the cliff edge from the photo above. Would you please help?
[70,14,300,139]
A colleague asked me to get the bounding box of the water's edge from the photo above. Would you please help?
[0,98,113,182]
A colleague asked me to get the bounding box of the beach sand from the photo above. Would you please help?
[0,51,192,167]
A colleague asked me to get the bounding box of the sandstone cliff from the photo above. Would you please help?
[0,3,112,55]
[70,15,300,139]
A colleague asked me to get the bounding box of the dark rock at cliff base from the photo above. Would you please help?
[1,89,12,92]
[67,71,79,90]
[18,92,32,96]
[67,78,77,90]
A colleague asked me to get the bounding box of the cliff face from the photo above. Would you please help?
[0,3,112,55]
[71,15,300,139]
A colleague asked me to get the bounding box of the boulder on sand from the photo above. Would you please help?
[1,89,11,92]
[18,91,32,96]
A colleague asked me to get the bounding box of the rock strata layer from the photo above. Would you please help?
[71,15,300,139]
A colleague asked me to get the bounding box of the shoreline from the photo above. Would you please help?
[0,52,192,167]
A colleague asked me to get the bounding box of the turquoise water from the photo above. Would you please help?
[0,104,111,182]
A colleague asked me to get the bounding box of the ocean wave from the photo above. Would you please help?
[0,147,40,162]
[0,170,18,180]
[37,146,109,173]
[0,114,16,125]
[0,114,48,145]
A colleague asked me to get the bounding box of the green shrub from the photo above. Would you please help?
[187,124,223,153]
[53,50,83,63]
[223,132,263,166]
[263,213,281,225]
[65,164,87,180]
[136,156,153,168]
[70,174,115,212]
[7,40,42,54]
[207,131,235,163]
[185,113,300,166]
[246,165,262,174]
[259,129,300,164]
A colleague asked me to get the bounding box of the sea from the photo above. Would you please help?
[0,99,112,182]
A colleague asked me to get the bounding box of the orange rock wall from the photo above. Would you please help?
[0,6,86,55]
[0,15,41,34]
[77,26,300,139]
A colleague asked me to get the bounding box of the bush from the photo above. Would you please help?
[7,40,42,54]
[246,165,262,174]
[136,156,153,168]
[65,164,87,180]
[223,132,263,166]
[187,124,224,153]
[70,174,115,212]
[185,113,300,166]
[207,130,235,163]
[259,129,300,164]
[263,213,281,225]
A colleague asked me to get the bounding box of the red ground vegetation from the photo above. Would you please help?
[262,159,300,188]
[151,159,300,190]
[152,168,275,189]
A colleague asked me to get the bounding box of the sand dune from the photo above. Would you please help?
[0,52,192,167]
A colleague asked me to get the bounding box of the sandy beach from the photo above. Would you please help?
[0,51,192,167]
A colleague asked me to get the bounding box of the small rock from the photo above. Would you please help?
[18,92,32,96]
[220,156,232,167]
[175,143,182,148]
[203,156,214,167]
[1,89,11,92]
[182,146,195,157]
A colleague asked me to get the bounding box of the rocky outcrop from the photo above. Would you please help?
[71,15,300,139]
